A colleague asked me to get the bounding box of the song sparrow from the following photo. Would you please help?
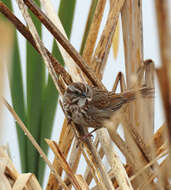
[63,82,153,129]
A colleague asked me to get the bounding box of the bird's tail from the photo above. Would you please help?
[122,87,154,103]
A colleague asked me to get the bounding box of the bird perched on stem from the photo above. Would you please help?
[63,82,153,131]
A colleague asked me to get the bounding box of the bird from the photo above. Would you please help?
[63,82,153,131]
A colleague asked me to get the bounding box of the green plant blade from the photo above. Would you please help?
[37,0,76,184]
[38,43,62,184]
[1,0,27,172]
[58,0,76,38]
[10,35,27,172]
[26,0,45,176]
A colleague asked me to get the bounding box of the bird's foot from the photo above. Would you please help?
[76,128,98,147]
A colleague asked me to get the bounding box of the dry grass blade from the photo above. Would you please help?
[112,20,120,59]
[16,0,60,93]
[3,98,69,190]
[12,173,42,190]
[143,60,155,140]
[82,0,106,64]
[91,0,125,79]
[23,0,105,89]
[155,0,171,144]
[136,157,169,190]
[0,2,72,85]
[121,0,144,85]
[62,139,82,190]
[47,119,74,190]
[81,147,101,189]
[109,112,155,188]
[112,72,126,92]
[0,147,42,190]
[80,128,115,190]
[45,139,83,190]
[153,123,167,150]
[0,146,19,180]
[84,138,104,186]
[75,175,90,190]
[40,0,85,82]
[0,147,19,189]
[130,149,168,182]
[155,1,171,183]
[121,1,157,187]
[97,128,133,190]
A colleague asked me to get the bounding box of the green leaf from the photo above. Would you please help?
[38,43,62,184]
[1,0,27,172]
[26,0,45,176]
[58,0,76,38]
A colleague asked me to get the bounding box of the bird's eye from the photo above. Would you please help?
[82,92,86,97]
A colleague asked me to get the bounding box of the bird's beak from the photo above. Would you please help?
[87,97,92,102]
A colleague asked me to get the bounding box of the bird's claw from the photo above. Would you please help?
[76,133,94,148]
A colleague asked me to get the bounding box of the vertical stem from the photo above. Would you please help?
[121,0,154,188]
[155,0,171,143]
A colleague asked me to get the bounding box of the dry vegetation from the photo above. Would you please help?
[0,0,171,190]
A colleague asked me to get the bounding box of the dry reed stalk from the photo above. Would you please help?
[47,119,74,189]
[16,0,60,92]
[112,72,126,92]
[108,123,168,180]
[81,147,101,189]
[0,2,72,85]
[112,19,120,59]
[92,148,168,190]
[155,0,171,146]
[0,147,42,190]
[109,68,150,154]
[83,138,103,185]
[82,0,106,64]
[13,173,42,190]
[121,1,157,188]
[106,65,157,188]
[75,175,90,190]
[97,128,133,190]
[0,146,19,179]
[121,0,154,142]
[155,0,171,185]
[153,123,167,150]
[62,139,82,190]
[45,139,83,190]
[3,99,69,190]
[82,138,115,190]
[91,0,125,79]
[39,0,86,83]
[23,0,105,89]
[136,156,169,190]
[0,146,19,189]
